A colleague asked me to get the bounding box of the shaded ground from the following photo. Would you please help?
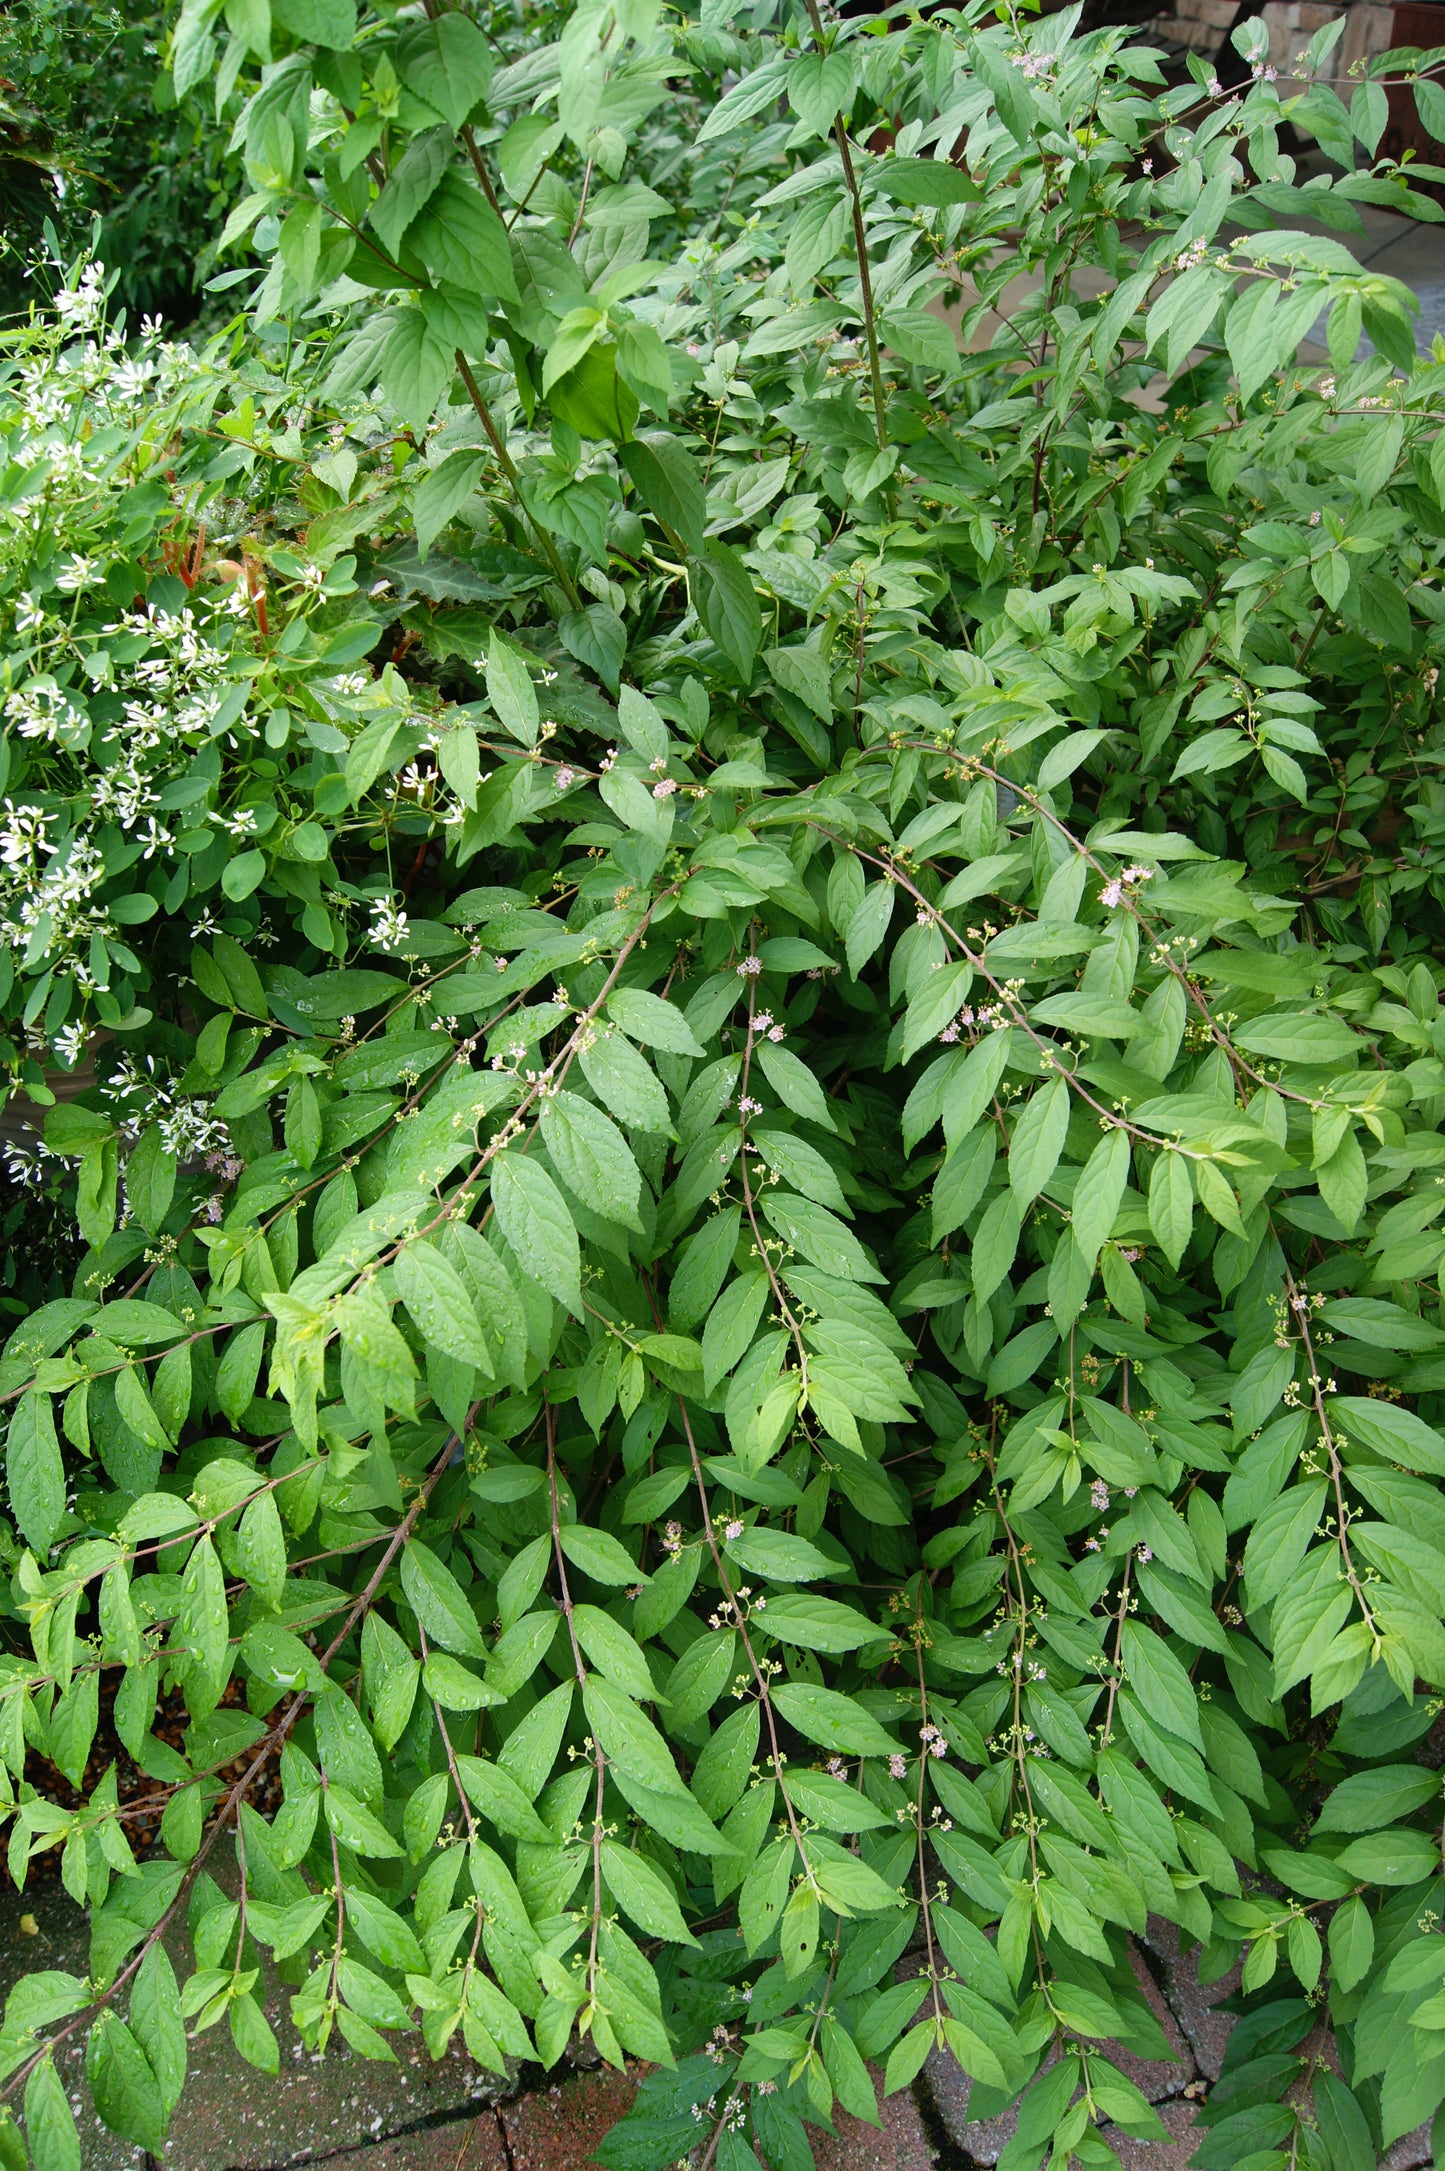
[0,1881,1431,2170]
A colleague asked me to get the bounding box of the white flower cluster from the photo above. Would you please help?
[102,1052,233,1161]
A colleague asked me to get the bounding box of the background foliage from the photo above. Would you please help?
[0,1,229,323]
[4,2,1445,2168]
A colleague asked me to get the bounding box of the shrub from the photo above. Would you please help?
[0,4,232,324]
[3,4,1445,2168]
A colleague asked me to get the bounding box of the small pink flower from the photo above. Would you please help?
[889,1753,908,1780]
[725,1519,744,1541]
[653,777,677,799]
[737,957,763,976]
[555,766,575,790]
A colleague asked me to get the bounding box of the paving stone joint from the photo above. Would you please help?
[0,1887,1433,2169]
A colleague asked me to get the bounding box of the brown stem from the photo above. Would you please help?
[0,1418,471,2104]
[1284,1266,1377,1640]
[421,1625,478,1843]
[545,1404,609,2010]
[668,1390,810,1864]
[799,0,887,451]
[1100,1552,1133,1749]
[452,352,583,610]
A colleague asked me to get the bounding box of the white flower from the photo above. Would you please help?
[136,816,174,860]
[369,895,411,953]
[54,554,96,595]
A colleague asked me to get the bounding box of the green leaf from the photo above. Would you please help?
[491,1153,580,1313]
[702,1271,769,1393]
[607,987,705,1056]
[559,1524,645,1587]
[8,1390,64,1554]
[621,434,704,553]
[413,450,486,560]
[971,1190,1021,1303]
[1070,1127,1130,1269]
[770,1683,901,1758]
[485,629,540,747]
[726,1526,835,1582]
[395,13,492,126]
[1009,1076,1069,1204]
[422,1650,499,1712]
[126,1126,177,1235]
[541,1091,643,1230]
[272,0,355,47]
[86,2015,166,2155]
[325,1784,403,1858]
[761,1192,883,1284]
[1233,1013,1359,1063]
[580,1027,670,1135]
[1328,1897,1374,1994]
[401,1538,486,1659]
[235,1491,287,1612]
[572,1604,656,1702]
[581,1677,690,1799]
[1148,1150,1193,1268]
[380,308,454,438]
[1335,1828,1440,1885]
[601,1840,698,1945]
[1333,1396,1445,1477]
[395,1240,484,1365]
[1120,1622,1203,1751]
[846,881,895,975]
[408,174,517,300]
[787,49,856,136]
[25,2058,80,2171]
[758,1593,881,1652]
[874,156,977,206]
[757,1041,837,1131]
[694,541,761,680]
[230,1992,280,2075]
[175,1534,229,1690]
[315,1682,385,1803]
[1315,1765,1440,1832]
[455,1754,552,1841]
[130,1946,185,2120]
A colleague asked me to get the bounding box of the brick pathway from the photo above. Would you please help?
[0,1887,1432,2169]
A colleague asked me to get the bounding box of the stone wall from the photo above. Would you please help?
[1138,0,1394,77]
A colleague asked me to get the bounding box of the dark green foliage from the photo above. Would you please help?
[5,2,1445,2167]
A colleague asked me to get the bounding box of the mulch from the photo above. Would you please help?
[13,1673,285,1885]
